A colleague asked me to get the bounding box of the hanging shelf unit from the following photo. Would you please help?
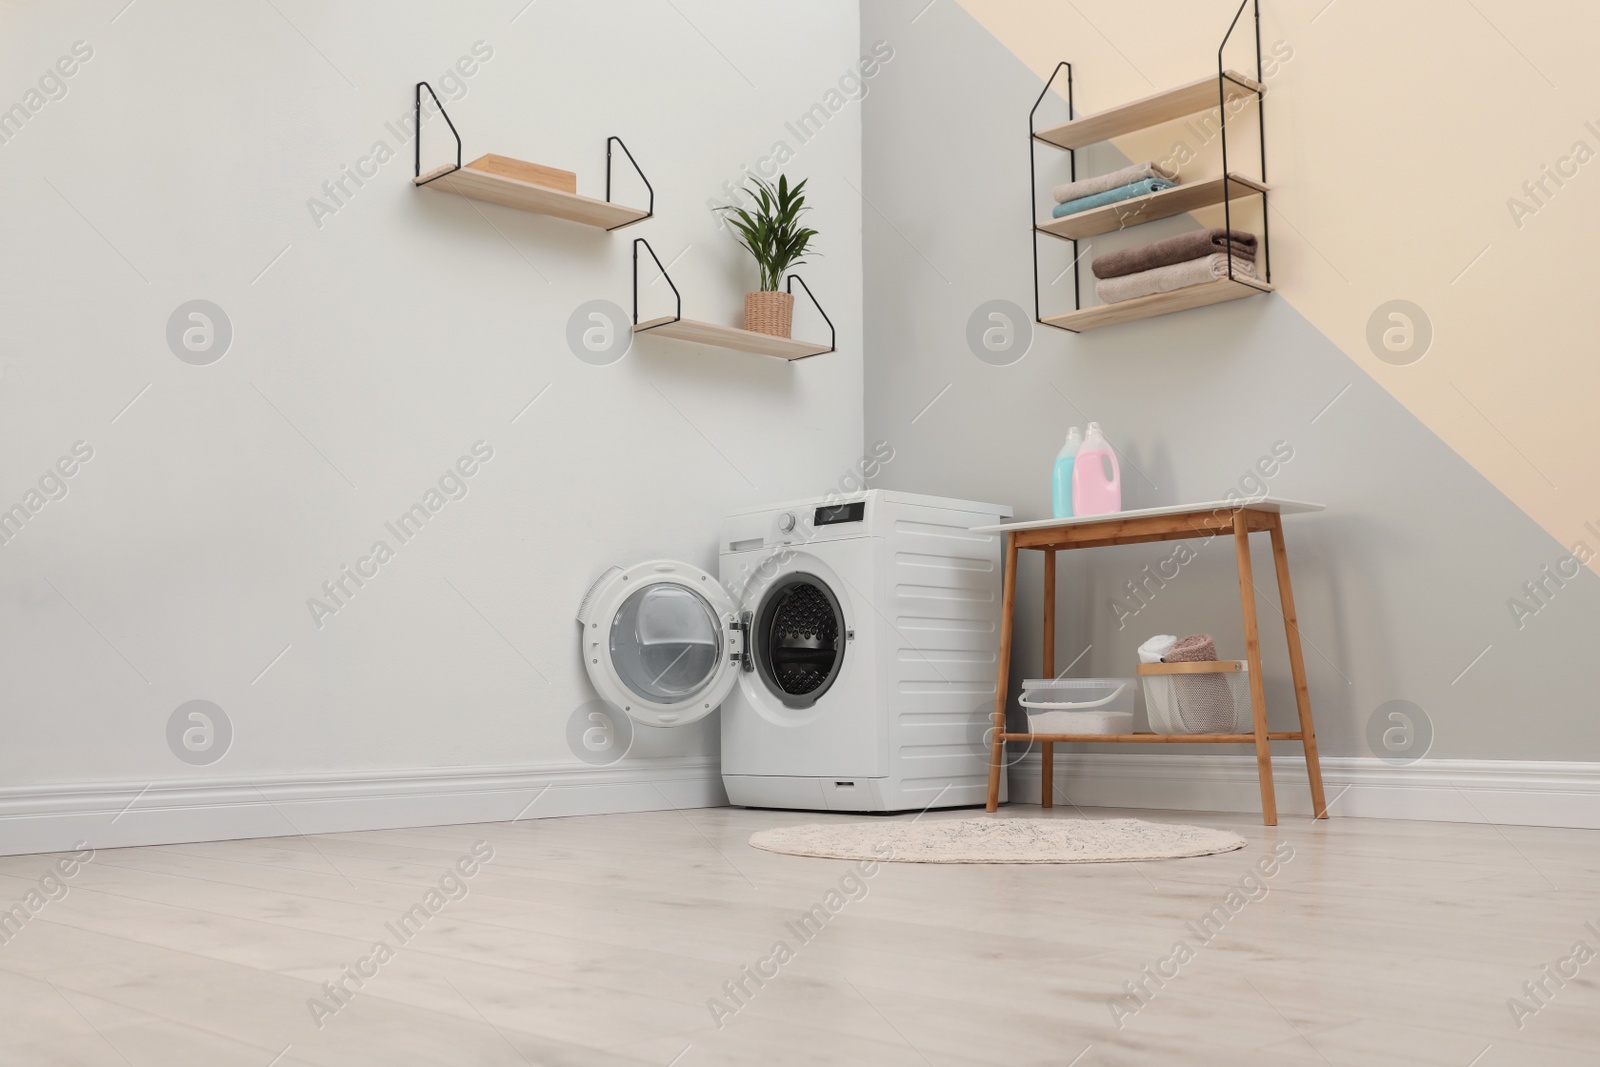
[1030,0,1272,333]
[631,239,834,361]
[410,82,652,231]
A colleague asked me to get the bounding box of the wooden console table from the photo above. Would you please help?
[971,499,1329,826]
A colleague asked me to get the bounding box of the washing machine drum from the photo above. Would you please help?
[752,573,846,709]
[577,560,742,727]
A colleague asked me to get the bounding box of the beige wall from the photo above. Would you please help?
[961,0,1600,570]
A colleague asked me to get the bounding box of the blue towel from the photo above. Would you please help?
[1051,177,1175,218]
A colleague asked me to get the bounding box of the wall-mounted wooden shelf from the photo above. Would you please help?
[1041,276,1272,333]
[634,317,831,360]
[1037,174,1268,241]
[1028,0,1273,335]
[631,239,835,361]
[409,81,653,232]
[1034,70,1263,150]
[415,159,650,230]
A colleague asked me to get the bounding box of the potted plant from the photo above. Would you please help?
[719,174,818,338]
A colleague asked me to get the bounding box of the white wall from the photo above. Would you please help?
[0,0,866,853]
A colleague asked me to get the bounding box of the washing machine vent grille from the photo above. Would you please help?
[768,583,839,696]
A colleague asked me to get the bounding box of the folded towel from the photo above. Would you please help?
[1162,634,1218,662]
[1092,228,1259,280]
[1138,634,1178,664]
[1095,253,1256,304]
[1051,177,1175,219]
[1161,633,1235,733]
[1052,161,1178,205]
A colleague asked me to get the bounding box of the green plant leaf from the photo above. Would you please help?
[715,173,820,291]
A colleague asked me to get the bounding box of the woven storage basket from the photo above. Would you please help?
[744,291,794,337]
[1139,661,1250,734]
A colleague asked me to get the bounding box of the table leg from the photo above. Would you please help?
[1043,549,1057,677]
[1041,548,1057,811]
[1232,511,1278,826]
[1041,741,1054,808]
[986,532,1019,813]
[1270,516,1329,819]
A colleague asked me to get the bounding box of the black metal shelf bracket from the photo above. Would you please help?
[1219,0,1269,283]
[632,238,682,328]
[605,136,654,229]
[786,274,836,353]
[413,81,462,184]
[1028,0,1269,328]
[1029,62,1077,329]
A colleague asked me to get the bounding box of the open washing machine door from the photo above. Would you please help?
[577,560,743,727]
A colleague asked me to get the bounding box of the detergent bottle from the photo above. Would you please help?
[1051,426,1082,518]
[1072,422,1121,516]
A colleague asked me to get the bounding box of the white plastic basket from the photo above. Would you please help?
[1139,661,1250,734]
[1019,677,1135,735]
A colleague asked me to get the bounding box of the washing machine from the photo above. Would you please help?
[577,490,1012,813]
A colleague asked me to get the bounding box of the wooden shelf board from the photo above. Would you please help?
[415,161,648,229]
[1137,660,1248,675]
[634,317,831,360]
[1042,276,1272,333]
[972,498,1323,535]
[1037,174,1267,240]
[1002,731,1303,744]
[1035,70,1264,150]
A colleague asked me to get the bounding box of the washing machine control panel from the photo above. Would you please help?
[722,495,875,552]
[812,500,865,527]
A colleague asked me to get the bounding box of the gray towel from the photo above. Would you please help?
[1095,254,1256,305]
[1051,160,1179,205]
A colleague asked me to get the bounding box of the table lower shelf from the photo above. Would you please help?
[1002,731,1304,744]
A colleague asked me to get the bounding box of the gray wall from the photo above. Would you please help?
[862,0,1600,762]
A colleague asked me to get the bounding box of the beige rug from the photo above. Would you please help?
[749,817,1246,864]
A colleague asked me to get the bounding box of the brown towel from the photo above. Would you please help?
[1162,633,1236,732]
[1092,228,1258,280]
[1163,633,1218,662]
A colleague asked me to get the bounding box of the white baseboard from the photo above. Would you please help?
[10,752,1593,858]
[0,757,726,857]
[1009,753,1600,830]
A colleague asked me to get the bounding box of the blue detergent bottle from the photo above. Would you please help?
[1052,426,1082,518]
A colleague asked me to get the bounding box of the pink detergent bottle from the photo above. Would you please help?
[1072,422,1122,516]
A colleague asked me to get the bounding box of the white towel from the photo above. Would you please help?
[1052,161,1178,205]
[1095,254,1256,305]
[1138,635,1177,664]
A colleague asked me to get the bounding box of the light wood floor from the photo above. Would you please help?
[0,804,1596,1065]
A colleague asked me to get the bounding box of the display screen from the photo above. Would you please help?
[813,501,865,526]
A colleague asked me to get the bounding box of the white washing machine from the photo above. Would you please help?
[577,490,1012,813]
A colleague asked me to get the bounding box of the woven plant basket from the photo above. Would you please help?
[744,290,794,338]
